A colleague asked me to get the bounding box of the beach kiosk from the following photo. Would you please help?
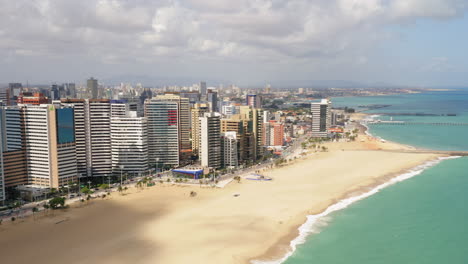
[171,169,204,179]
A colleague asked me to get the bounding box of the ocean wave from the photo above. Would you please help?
[251,156,461,264]
[362,115,380,137]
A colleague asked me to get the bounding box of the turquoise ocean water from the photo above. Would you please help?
[273,90,468,264]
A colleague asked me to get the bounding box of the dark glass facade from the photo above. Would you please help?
[56,108,75,144]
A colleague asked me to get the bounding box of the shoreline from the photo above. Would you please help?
[0,133,444,264]
[250,155,456,264]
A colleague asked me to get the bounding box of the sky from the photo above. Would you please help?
[1,0,468,87]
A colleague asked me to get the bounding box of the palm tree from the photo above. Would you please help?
[32,207,39,221]
[43,204,50,215]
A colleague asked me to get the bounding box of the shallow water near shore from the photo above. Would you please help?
[275,90,468,264]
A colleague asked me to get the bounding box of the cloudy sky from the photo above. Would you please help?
[1,0,468,87]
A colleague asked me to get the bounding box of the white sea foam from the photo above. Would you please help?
[362,114,380,137]
[251,156,461,264]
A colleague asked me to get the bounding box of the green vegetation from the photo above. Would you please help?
[48,197,66,209]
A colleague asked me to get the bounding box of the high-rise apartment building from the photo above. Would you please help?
[0,106,28,190]
[64,83,76,98]
[61,99,113,178]
[87,77,98,99]
[311,99,332,138]
[200,112,222,169]
[200,81,207,98]
[190,103,210,156]
[111,111,148,176]
[207,90,218,112]
[221,118,255,163]
[21,104,77,188]
[145,99,180,167]
[4,83,23,106]
[272,122,284,146]
[246,94,262,108]
[222,132,238,168]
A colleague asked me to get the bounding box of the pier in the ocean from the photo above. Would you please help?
[368,121,468,126]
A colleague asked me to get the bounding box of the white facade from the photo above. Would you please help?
[111,111,148,176]
[222,132,238,168]
[311,99,332,138]
[222,105,235,117]
[200,112,222,169]
[21,104,77,188]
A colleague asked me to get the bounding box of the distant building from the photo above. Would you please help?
[87,77,98,99]
[64,83,76,98]
[311,99,332,138]
[200,81,207,98]
[6,83,23,106]
[17,92,48,105]
[272,122,284,146]
[222,105,236,117]
[200,112,222,169]
[207,90,218,112]
[246,94,262,108]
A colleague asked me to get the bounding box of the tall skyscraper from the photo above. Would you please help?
[0,106,28,191]
[50,84,60,100]
[222,132,238,169]
[200,81,207,98]
[311,99,332,138]
[87,77,98,99]
[221,117,255,163]
[145,99,180,167]
[6,83,23,106]
[111,111,148,176]
[207,90,218,112]
[200,112,222,169]
[61,99,113,178]
[190,103,210,156]
[64,83,76,98]
[21,104,77,188]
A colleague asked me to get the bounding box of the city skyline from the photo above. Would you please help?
[1,1,468,87]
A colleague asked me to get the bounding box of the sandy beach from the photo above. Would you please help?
[0,136,440,264]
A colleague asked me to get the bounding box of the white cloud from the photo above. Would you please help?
[0,0,467,83]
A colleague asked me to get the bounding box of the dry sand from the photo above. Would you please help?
[0,139,440,264]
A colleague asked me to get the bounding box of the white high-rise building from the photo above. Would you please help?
[111,111,148,176]
[61,99,115,178]
[311,99,332,138]
[21,104,77,188]
[200,112,222,169]
[222,105,235,117]
[222,132,238,168]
